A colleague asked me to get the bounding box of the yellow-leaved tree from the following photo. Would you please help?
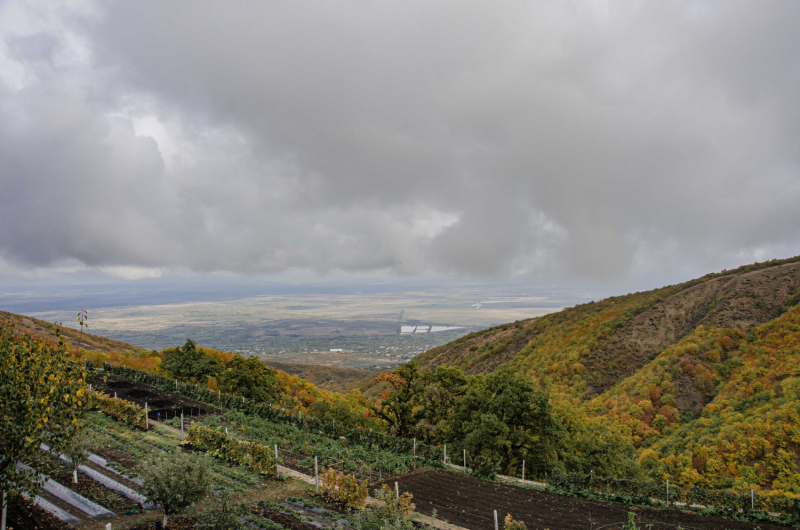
[0,318,89,529]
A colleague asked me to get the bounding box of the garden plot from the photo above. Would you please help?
[382,469,792,530]
[27,452,140,514]
[7,494,72,530]
[91,374,223,421]
[202,410,414,485]
[40,443,150,506]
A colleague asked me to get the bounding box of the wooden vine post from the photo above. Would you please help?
[275,445,279,477]
[493,510,498,530]
[315,456,319,493]
[522,460,525,483]
[145,402,149,430]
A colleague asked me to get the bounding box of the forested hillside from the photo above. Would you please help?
[407,256,800,492]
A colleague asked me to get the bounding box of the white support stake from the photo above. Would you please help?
[444,444,446,464]
[522,460,525,483]
[666,480,669,505]
[181,412,184,439]
[2,489,7,530]
[751,490,754,511]
[105,524,112,530]
[494,510,498,530]
[413,438,416,458]
[463,449,466,470]
[175,379,177,389]
[315,456,319,493]
[395,482,399,499]
[145,403,149,430]
[275,445,279,477]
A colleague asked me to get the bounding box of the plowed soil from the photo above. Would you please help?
[90,374,223,421]
[384,469,791,530]
[30,452,140,514]
[6,495,71,530]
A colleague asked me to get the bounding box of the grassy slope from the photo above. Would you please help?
[1,310,146,354]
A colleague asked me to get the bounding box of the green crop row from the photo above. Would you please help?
[182,423,279,476]
[104,364,445,464]
[204,409,415,474]
[547,471,800,522]
[90,390,146,429]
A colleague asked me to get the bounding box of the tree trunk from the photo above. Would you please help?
[162,513,169,528]
[2,489,7,530]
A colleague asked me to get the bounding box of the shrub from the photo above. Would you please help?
[504,514,525,530]
[182,424,278,476]
[138,451,211,528]
[193,490,245,530]
[91,390,147,428]
[348,485,416,530]
[319,467,368,509]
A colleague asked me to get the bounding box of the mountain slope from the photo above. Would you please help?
[410,256,800,490]
[414,256,800,400]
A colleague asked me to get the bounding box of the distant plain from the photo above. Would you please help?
[1,277,605,369]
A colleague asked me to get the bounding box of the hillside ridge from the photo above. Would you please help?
[414,256,800,396]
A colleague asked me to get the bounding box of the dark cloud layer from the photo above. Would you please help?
[1,1,799,285]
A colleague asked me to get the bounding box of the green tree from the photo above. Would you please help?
[0,319,88,529]
[446,371,565,477]
[373,363,423,437]
[139,450,211,528]
[217,355,281,403]
[64,431,100,484]
[308,399,371,429]
[413,365,469,443]
[555,402,640,478]
[160,339,219,384]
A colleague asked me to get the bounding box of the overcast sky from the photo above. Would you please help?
[1,1,799,289]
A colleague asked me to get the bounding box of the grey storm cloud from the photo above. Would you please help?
[1,1,799,284]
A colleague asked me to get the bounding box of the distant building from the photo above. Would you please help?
[330,348,343,353]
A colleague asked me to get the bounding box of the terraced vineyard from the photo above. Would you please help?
[45,368,794,530]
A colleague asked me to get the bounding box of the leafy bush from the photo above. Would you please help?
[139,450,212,528]
[319,467,368,509]
[193,490,245,530]
[504,513,525,530]
[347,485,416,530]
[91,390,146,428]
[182,424,279,476]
